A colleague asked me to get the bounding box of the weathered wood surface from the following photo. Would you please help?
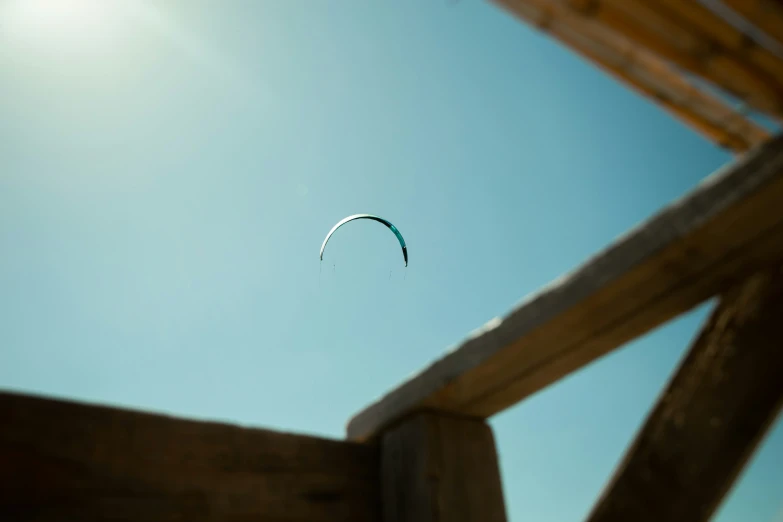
[721,0,783,56]
[585,266,783,522]
[382,412,507,522]
[493,0,771,152]
[0,391,380,522]
[560,0,783,119]
[347,134,783,441]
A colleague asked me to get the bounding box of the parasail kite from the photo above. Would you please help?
[320,214,408,267]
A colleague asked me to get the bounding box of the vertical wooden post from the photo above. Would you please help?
[381,412,507,522]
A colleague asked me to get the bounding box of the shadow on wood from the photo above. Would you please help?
[0,391,380,522]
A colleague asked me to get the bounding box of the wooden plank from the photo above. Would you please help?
[649,0,783,81]
[562,0,783,118]
[347,134,783,442]
[0,390,380,522]
[585,266,783,522]
[721,0,783,54]
[382,412,507,522]
[493,0,771,152]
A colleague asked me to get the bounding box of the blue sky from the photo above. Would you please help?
[0,1,780,520]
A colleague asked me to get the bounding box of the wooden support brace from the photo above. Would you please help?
[381,412,508,522]
[585,265,783,522]
[348,134,783,443]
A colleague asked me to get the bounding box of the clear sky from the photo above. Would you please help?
[1,1,780,520]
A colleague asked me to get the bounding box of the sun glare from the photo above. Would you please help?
[2,0,126,53]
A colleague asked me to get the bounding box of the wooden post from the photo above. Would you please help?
[585,265,783,522]
[381,412,507,522]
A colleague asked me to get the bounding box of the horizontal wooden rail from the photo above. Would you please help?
[347,134,783,441]
[0,391,380,522]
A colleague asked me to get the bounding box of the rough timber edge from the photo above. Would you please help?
[347,134,783,442]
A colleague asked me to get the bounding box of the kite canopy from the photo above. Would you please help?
[320,214,408,267]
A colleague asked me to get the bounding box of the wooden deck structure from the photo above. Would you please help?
[2,2,782,521]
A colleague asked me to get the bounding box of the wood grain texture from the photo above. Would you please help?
[493,0,771,152]
[721,0,783,54]
[0,391,380,522]
[563,0,783,118]
[347,134,783,441]
[585,266,783,522]
[382,412,507,522]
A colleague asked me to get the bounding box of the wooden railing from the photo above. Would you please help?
[2,135,782,521]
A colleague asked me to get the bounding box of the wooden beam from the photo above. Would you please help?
[0,391,380,522]
[382,412,507,522]
[721,0,783,53]
[585,266,783,522]
[493,0,771,152]
[650,0,783,81]
[347,134,783,442]
[563,0,783,118]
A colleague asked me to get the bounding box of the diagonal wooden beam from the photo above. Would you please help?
[720,0,783,54]
[0,391,380,522]
[584,266,783,522]
[493,0,771,152]
[347,134,783,442]
[562,0,783,118]
[650,0,783,81]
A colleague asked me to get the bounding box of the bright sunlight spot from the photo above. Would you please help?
[2,0,127,53]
